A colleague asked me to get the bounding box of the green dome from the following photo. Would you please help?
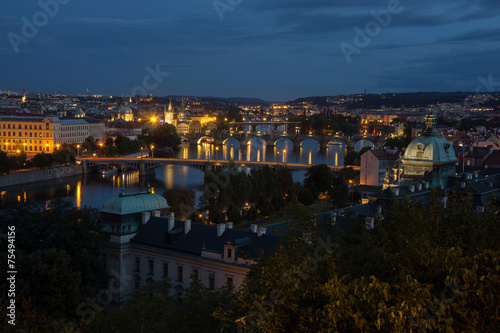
[400,113,457,188]
[101,190,169,215]
[402,114,457,164]
[119,106,133,114]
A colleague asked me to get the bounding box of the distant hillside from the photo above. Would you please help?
[162,95,271,106]
[289,92,475,109]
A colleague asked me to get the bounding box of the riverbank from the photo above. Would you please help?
[0,164,84,188]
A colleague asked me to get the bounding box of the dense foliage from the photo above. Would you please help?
[85,278,230,333]
[217,189,500,332]
[202,165,296,223]
[0,201,106,330]
[141,123,181,153]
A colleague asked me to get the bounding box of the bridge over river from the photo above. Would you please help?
[82,157,359,176]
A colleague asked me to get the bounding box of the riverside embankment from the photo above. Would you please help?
[0,164,84,188]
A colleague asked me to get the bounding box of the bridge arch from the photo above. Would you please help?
[246,136,267,147]
[197,136,215,145]
[355,139,374,152]
[274,137,294,148]
[299,138,320,149]
[222,137,240,148]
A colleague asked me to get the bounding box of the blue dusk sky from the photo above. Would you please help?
[0,0,499,101]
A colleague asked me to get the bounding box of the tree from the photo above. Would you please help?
[226,203,242,224]
[297,187,315,206]
[216,190,500,332]
[162,189,195,220]
[304,164,334,198]
[0,151,15,174]
[209,206,225,224]
[142,124,181,152]
[0,201,106,323]
[86,278,229,333]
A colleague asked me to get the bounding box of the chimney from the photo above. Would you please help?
[424,181,430,189]
[417,183,422,191]
[152,210,161,217]
[409,185,415,193]
[225,222,233,229]
[257,228,267,237]
[184,219,191,234]
[250,224,258,233]
[217,223,225,236]
[142,212,151,224]
[168,212,175,231]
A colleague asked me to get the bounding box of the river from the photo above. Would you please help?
[0,138,371,210]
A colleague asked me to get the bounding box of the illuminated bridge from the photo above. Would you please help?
[81,157,359,176]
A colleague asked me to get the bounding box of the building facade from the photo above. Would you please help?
[0,116,104,154]
[360,148,400,186]
[100,189,280,304]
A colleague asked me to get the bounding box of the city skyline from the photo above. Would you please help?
[1,0,499,101]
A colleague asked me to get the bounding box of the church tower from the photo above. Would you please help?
[164,99,175,126]
[178,99,187,123]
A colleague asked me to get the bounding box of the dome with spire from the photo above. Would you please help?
[400,113,457,188]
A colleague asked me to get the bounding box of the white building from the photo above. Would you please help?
[100,189,280,304]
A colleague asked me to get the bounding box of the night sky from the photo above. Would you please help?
[1,0,499,101]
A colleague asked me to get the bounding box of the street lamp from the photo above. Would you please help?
[56,143,60,150]
[151,144,154,158]
[349,179,354,206]
[458,143,465,175]
[77,144,80,157]
[283,149,286,163]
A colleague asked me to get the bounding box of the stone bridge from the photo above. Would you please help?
[183,133,384,150]
[82,157,359,177]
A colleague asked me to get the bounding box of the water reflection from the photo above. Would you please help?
[0,139,346,210]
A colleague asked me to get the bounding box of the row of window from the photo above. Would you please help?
[2,139,47,144]
[61,132,87,138]
[2,145,49,152]
[62,126,88,131]
[134,257,232,290]
[1,123,48,130]
[1,132,51,138]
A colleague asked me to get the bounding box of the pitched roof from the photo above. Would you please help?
[131,218,281,260]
